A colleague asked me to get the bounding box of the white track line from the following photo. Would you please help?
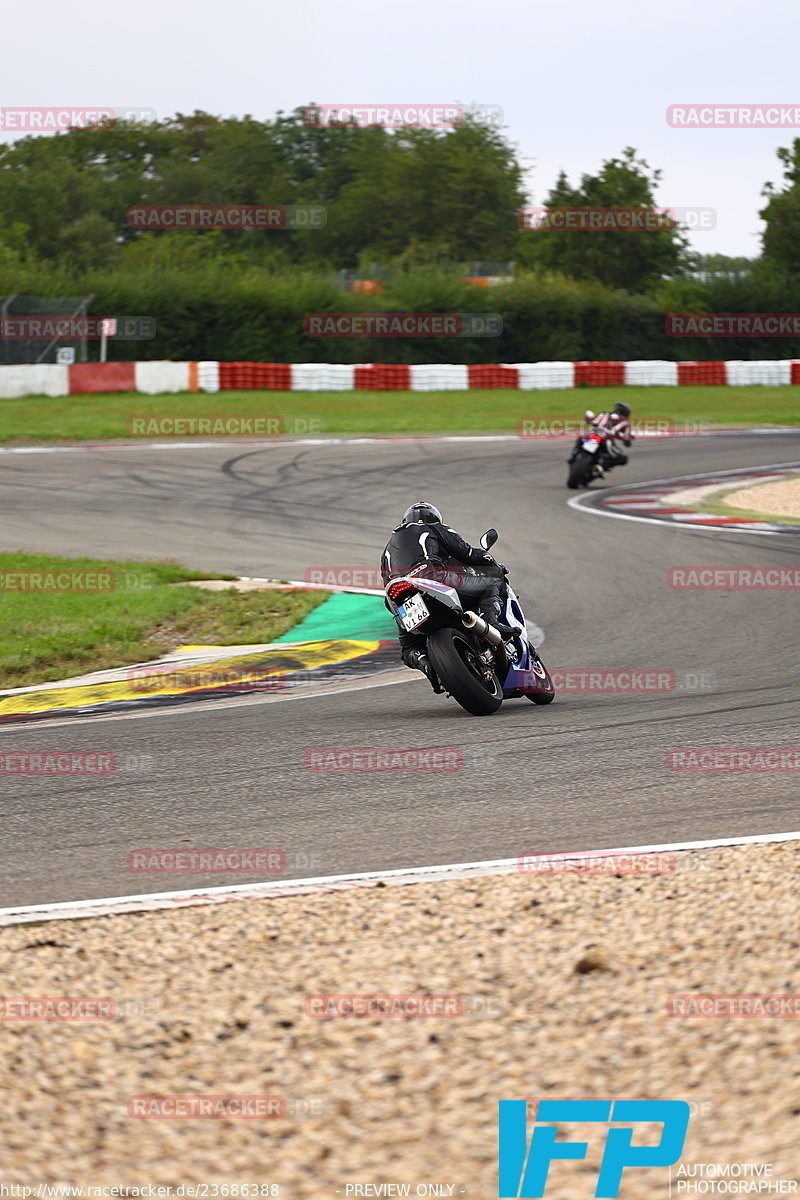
[0,428,796,456]
[568,461,800,536]
[0,435,522,456]
[1,829,797,927]
[567,500,784,537]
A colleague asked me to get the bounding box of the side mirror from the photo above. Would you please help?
[480,528,498,550]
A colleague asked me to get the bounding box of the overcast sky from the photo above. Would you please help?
[3,0,799,257]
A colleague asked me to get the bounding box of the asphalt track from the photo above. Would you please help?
[1,431,799,907]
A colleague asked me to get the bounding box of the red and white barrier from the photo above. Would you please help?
[0,364,70,397]
[1,360,799,398]
[135,361,193,394]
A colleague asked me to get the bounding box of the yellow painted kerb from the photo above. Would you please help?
[0,639,381,718]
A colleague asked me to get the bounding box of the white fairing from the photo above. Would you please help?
[388,575,463,611]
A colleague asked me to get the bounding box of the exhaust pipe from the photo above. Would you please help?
[462,610,503,647]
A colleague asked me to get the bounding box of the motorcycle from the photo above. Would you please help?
[383,529,556,717]
[566,410,614,489]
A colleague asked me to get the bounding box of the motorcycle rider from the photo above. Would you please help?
[381,501,513,692]
[567,401,634,474]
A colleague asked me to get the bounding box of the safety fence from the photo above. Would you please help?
[1,359,800,398]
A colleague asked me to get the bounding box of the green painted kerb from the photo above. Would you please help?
[274,592,396,644]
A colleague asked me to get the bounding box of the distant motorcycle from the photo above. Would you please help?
[566,409,620,489]
[384,529,555,717]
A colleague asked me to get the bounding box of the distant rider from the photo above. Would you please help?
[567,401,635,474]
[381,501,512,691]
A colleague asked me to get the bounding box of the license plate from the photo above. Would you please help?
[583,439,600,454]
[397,593,429,631]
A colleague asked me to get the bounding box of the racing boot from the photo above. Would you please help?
[480,599,515,641]
[403,647,444,694]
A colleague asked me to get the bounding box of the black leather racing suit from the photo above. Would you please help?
[381,520,504,665]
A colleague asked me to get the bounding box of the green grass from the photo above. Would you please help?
[0,552,328,688]
[1,386,799,443]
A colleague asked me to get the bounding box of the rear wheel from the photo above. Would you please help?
[427,627,502,716]
[567,451,593,489]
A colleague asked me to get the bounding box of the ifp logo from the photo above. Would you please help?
[498,1099,690,1197]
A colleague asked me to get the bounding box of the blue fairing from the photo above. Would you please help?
[499,585,549,696]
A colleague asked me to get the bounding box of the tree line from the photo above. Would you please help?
[2,108,800,360]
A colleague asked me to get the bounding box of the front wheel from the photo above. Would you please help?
[427,627,503,716]
[525,649,556,705]
[567,451,593,489]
